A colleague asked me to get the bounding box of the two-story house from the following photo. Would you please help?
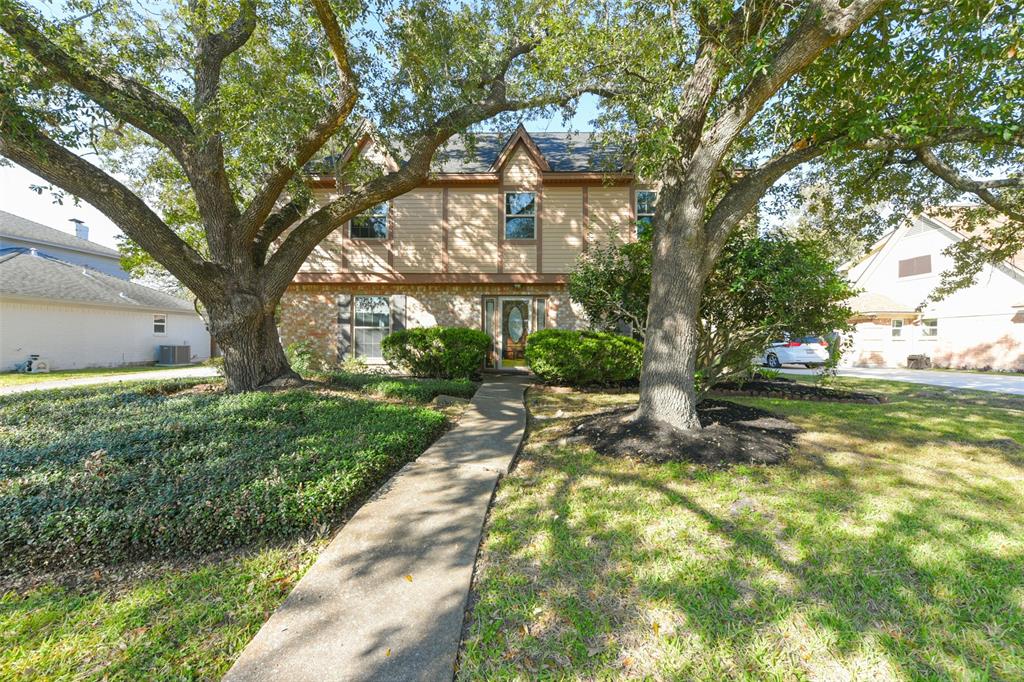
[278,126,656,369]
[843,213,1024,371]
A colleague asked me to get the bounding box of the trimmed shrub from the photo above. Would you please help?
[525,329,643,386]
[285,340,327,377]
[381,327,490,380]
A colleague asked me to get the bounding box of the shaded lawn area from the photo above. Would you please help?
[0,375,472,680]
[458,378,1024,680]
[0,365,176,388]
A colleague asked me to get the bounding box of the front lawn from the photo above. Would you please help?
[458,378,1024,680]
[0,376,465,679]
[0,365,174,388]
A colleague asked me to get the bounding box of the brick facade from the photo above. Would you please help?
[278,283,586,364]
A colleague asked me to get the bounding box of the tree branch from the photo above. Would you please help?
[914,146,1024,222]
[193,0,257,110]
[697,0,887,182]
[237,0,359,244]
[0,107,220,299]
[0,1,193,153]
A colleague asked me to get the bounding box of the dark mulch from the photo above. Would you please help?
[568,399,800,465]
[711,379,886,404]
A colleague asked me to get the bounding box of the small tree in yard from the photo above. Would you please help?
[580,0,1022,430]
[569,230,855,395]
[0,0,609,391]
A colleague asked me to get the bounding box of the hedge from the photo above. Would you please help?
[525,329,643,386]
[381,327,490,380]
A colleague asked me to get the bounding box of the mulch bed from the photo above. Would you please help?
[567,399,800,465]
[710,379,887,404]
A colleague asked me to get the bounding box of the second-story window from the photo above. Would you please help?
[505,192,536,239]
[636,190,657,238]
[351,202,389,239]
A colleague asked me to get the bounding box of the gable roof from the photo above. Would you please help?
[0,248,195,313]
[0,210,121,259]
[307,127,625,177]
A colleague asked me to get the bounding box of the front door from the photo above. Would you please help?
[501,299,530,368]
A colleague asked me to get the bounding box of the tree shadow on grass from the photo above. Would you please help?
[459,386,1024,680]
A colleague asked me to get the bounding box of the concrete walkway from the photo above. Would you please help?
[0,365,219,395]
[782,366,1024,395]
[225,375,530,682]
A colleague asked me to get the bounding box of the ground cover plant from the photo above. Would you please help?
[323,370,478,402]
[458,378,1024,680]
[0,376,460,679]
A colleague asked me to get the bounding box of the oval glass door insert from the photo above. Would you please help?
[508,306,524,342]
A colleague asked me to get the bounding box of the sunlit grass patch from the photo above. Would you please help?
[459,380,1024,680]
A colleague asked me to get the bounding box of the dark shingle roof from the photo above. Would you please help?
[0,210,121,259]
[307,130,625,175]
[0,248,194,312]
[432,132,624,173]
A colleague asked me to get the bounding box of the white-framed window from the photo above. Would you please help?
[153,313,167,336]
[891,319,903,338]
[354,296,390,359]
[898,254,931,278]
[636,190,657,237]
[350,202,389,239]
[921,318,938,338]
[504,192,536,239]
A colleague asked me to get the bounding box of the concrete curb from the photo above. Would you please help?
[224,375,530,682]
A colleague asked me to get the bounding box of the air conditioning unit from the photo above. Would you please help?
[158,345,192,366]
[21,355,51,373]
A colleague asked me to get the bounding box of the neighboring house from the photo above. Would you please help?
[0,210,127,279]
[842,213,1024,371]
[0,212,211,371]
[279,126,655,369]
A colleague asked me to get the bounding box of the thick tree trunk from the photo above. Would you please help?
[634,184,713,431]
[208,293,301,392]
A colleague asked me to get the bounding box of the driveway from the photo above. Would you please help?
[0,365,219,395]
[783,366,1024,396]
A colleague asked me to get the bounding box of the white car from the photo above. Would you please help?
[760,336,831,368]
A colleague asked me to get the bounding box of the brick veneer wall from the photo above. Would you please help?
[278,283,585,363]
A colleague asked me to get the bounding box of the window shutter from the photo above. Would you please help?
[337,294,352,360]
[390,294,407,332]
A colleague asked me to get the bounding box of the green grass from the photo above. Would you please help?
[0,365,176,388]
[458,378,1024,680]
[0,376,464,680]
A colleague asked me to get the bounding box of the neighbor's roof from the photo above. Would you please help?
[308,129,625,176]
[0,210,121,259]
[0,248,194,312]
[848,291,917,315]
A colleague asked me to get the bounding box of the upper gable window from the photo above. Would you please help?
[898,254,931,278]
[350,202,389,239]
[505,192,536,240]
[636,190,657,238]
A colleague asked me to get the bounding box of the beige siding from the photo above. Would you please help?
[346,238,390,273]
[501,243,538,272]
[502,147,541,188]
[394,189,444,272]
[448,188,499,272]
[300,227,345,273]
[542,187,584,273]
[588,186,632,246]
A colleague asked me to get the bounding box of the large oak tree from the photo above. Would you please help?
[0,0,607,390]
[588,0,1021,430]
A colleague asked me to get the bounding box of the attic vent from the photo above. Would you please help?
[904,222,930,237]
